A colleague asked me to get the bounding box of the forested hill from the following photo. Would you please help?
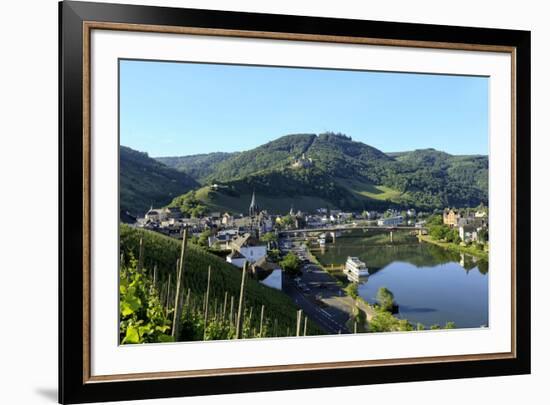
[155,133,488,213]
[155,152,238,182]
[120,146,199,217]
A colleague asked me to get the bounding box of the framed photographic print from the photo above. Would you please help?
[59,0,531,403]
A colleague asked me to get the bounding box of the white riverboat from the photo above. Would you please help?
[344,256,370,280]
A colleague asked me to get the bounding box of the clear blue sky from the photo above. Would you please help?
[120,59,488,157]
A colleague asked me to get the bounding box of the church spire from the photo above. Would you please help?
[249,190,259,217]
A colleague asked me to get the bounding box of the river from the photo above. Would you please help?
[311,229,488,329]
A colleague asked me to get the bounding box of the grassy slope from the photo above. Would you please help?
[194,185,335,215]
[191,178,408,215]
[120,224,325,335]
[337,178,408,202]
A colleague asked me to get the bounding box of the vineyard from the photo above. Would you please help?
[119,224,325,343]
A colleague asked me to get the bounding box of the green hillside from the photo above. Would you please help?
[166,134,487,212]
[173,185,338,215]
[129,133,489,214]
[155,152,237,183]
[120,224,325,338]
[120,146,199,217]
[201,132,393,184]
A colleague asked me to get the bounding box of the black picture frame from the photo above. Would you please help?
[59,1,531,403]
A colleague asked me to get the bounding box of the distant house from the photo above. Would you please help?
[251,256,282,290]
[144,207,181,222]
[443,209,460,227]
[339,212,353,221]
[221,212,233,225]
[377,216,403,226]
[218,228,239,238]
[364,211,379,220]
[475,210,487,218]
[458,216,486,229]
[459,224,478,242]
[305,215,323,227]
[415,220,427,229]
[230,233,267,264]
[226,250,247,268]
[145,207,167,222]
[291,153,313,169]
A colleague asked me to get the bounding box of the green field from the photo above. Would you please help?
[339,178,408,202]
[189,179,410,215]
[193,185,336,215]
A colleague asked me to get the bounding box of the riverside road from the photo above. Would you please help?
[282,267,351,334]
[281,239,377,335]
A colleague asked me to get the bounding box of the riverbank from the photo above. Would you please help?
[306,242,463,331]
[305,246,349,285]
[418,235,488,261]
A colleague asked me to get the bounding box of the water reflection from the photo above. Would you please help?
[313,230,489,328]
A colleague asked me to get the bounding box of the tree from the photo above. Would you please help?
[198,229,211,247]
[267,248,281,261]
[260,232,277,249]
[368,309,413,332]
[478,228,488,243]
[427,214,443,226]
[345,283,359,299]
[376,287,395,312]
[430,225,448,241]
[279,252,300,276]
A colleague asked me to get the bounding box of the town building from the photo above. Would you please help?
[226,250,247,268]
[377,216,403,226]
[459,224,479,242]
[291,153,313,169]
[251,256,282,290]
[229,233,267,264]
[249,191,260,217]
[221,212,233,226]
[443,209,461,227]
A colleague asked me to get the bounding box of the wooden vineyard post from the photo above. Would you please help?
[137,237,144,273]
[235,261,247,339]
[259,305,265,337]
[185,288,191,316]
[222,291,228,322]
[203,266,211,340]
[164,273,171,315]
[171,228,188,339]
[229,296,234,326]
[296,309,302,336]
[248,307,254,337]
